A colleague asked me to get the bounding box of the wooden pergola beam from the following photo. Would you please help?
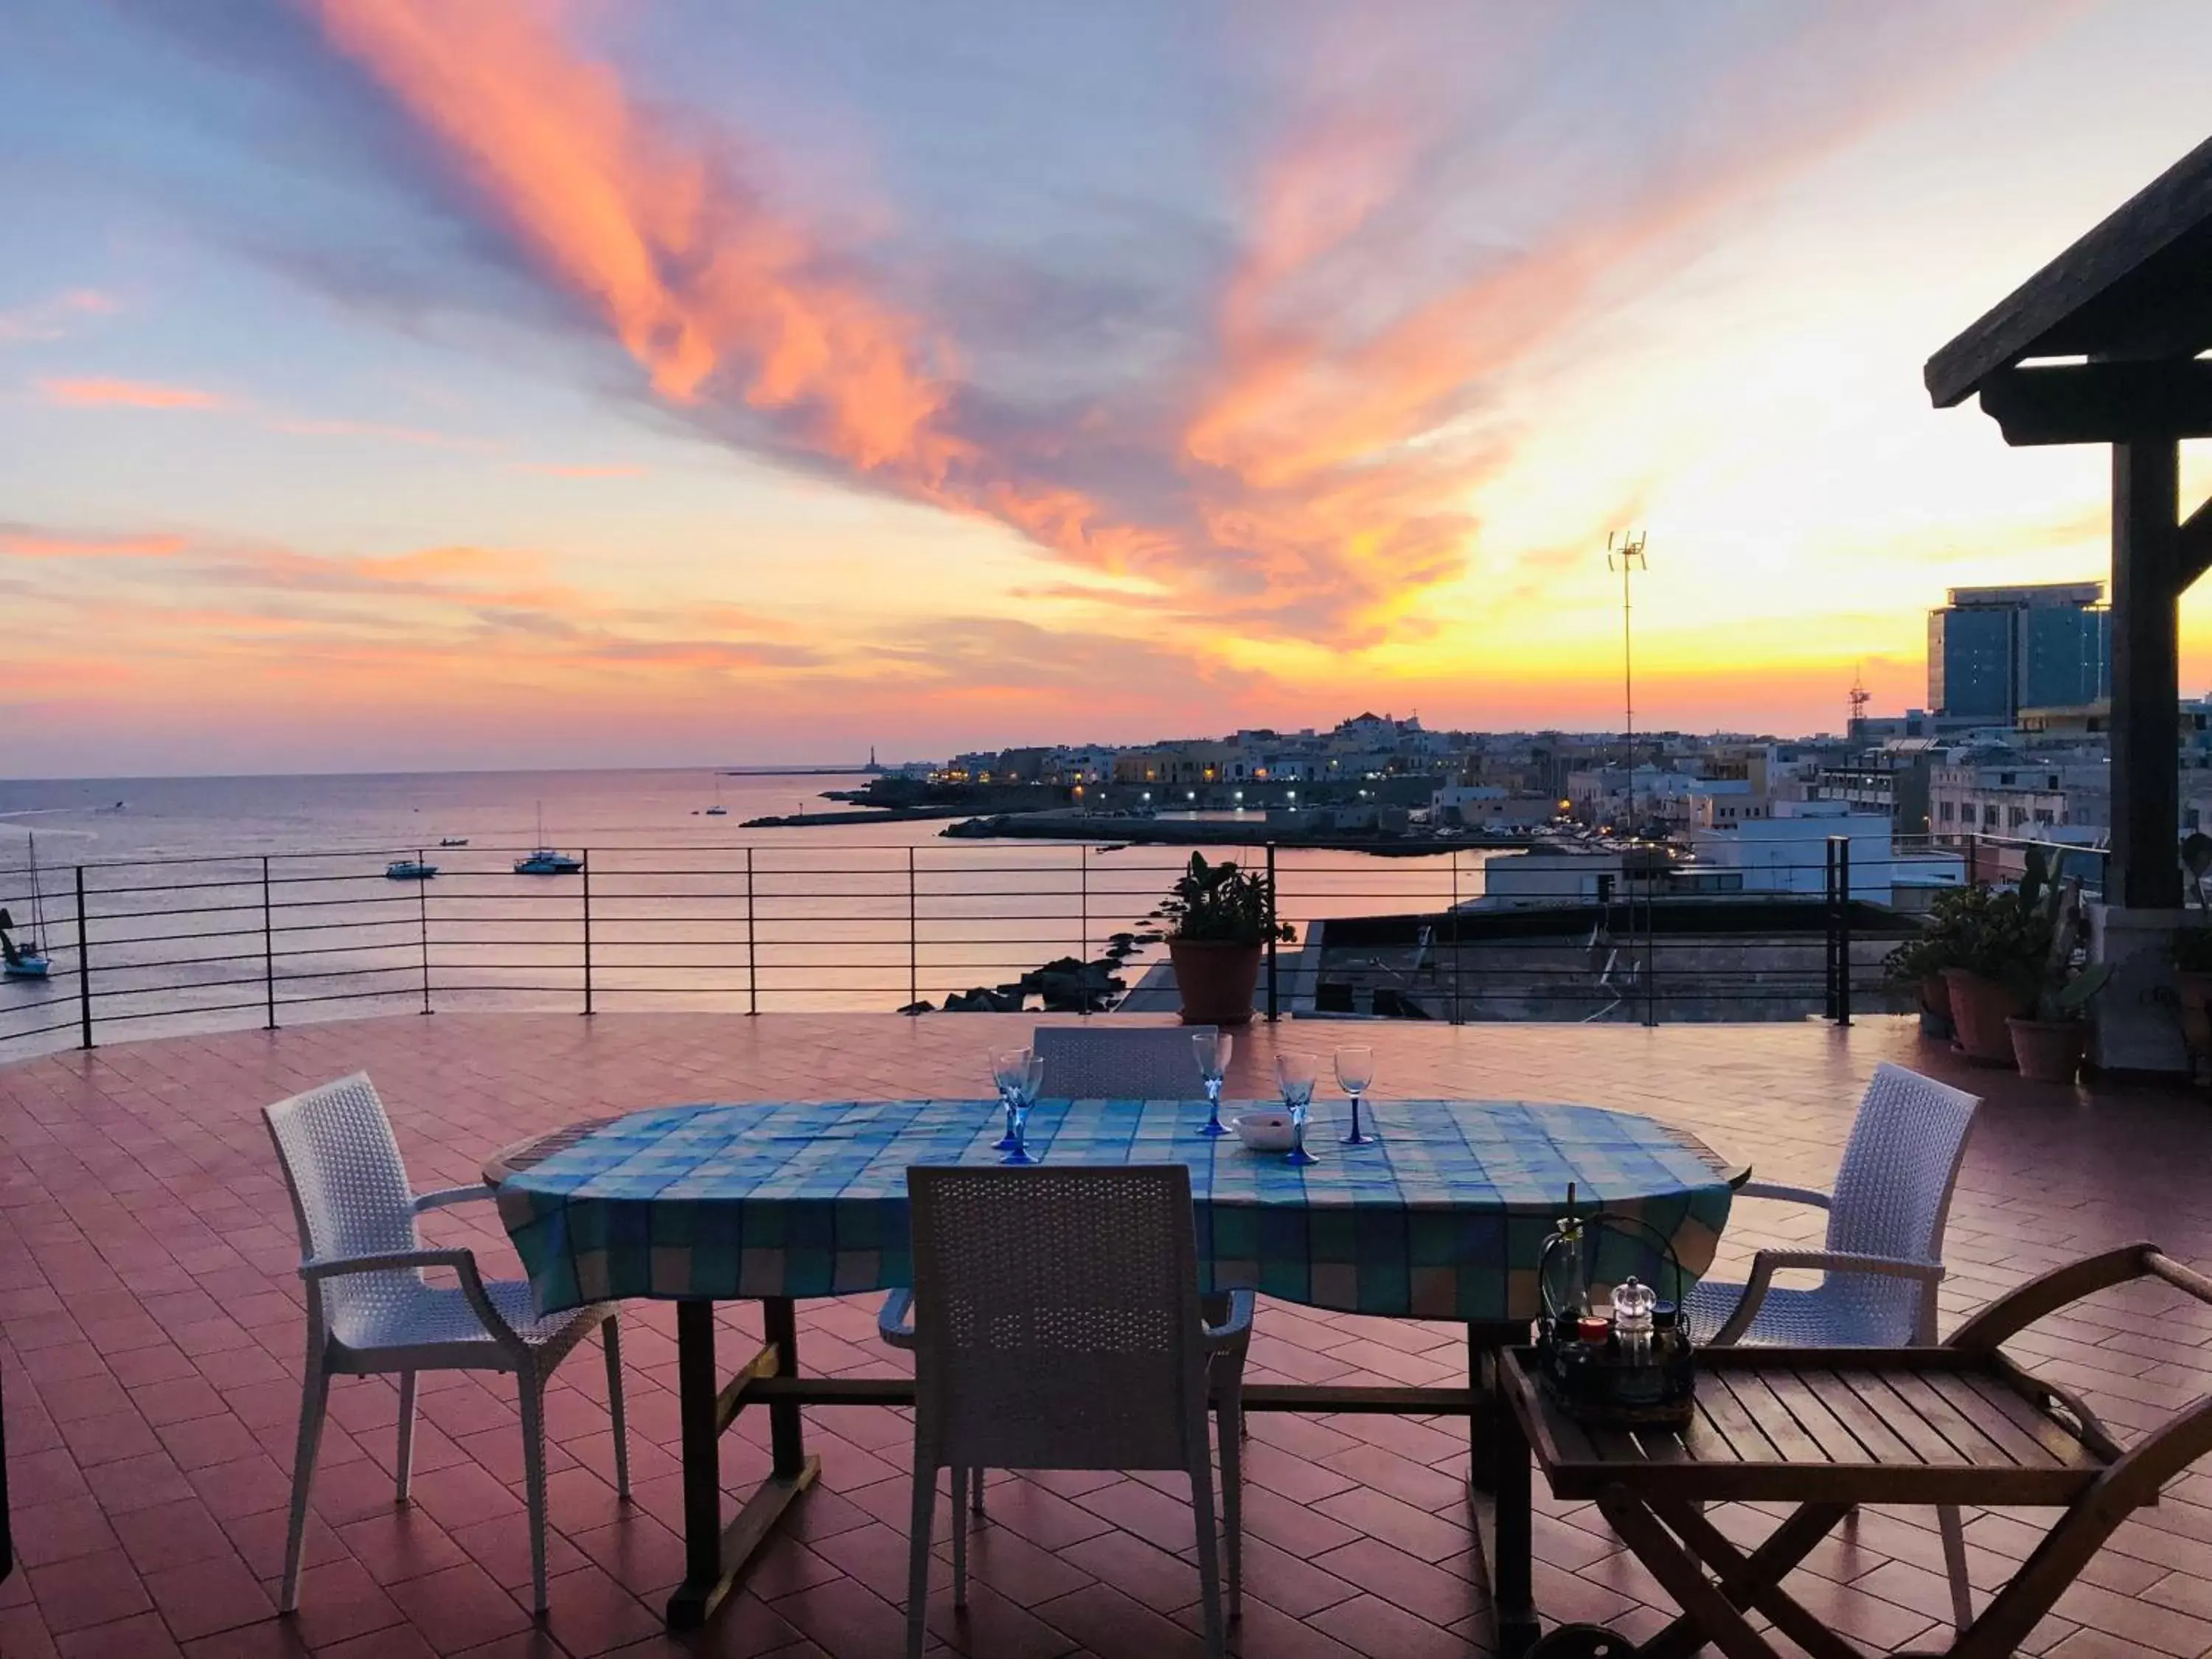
[2180,493,2212,591]
[1975,361,2212,447]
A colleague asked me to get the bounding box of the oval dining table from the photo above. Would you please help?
[486,1095,1746,1652]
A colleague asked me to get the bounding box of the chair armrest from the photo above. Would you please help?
[298,1247,519,1346]
[1735,1182,1833,1211]
[1707,1249,1944,1346]
[412,1183,494,1213]
[1204,1289,1255,1349]
[877,1287,916,1350]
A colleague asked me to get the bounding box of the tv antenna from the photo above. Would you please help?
[1848,665,1871,734]
[1607,531,1647,786]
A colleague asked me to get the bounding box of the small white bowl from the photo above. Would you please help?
[1231,1110,1296,1152]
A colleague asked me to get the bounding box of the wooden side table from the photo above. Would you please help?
[1493,1243,2212,1659]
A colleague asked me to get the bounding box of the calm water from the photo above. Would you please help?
[0,769,1492,1052]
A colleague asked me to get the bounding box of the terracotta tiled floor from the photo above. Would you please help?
[6,1012,2212,1657]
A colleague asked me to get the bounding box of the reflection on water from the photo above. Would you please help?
[0,768,1492,1055]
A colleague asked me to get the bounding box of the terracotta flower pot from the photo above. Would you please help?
[1167,939,1263,1027]
[1942,967,2028,1066]
[2008,1016,2088,1084]
[1919,973,1955,1042]
[2174,970,2212,1064]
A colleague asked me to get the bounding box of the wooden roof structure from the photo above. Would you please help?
[1929,132,2212,918]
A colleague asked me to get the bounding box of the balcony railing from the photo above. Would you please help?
[0,834,2083,1059]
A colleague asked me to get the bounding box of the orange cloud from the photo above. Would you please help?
[38,378,223,411]
[0,528,187,560]
[310,0,964,482]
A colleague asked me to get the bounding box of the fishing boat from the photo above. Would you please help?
[386,860,439,881]
[2,834,53,980]
[439,836,469,848]
[514,802,585,875]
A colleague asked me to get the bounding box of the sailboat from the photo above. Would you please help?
[2,833,54,980]
[514,801,585,875]
[703,775,728,816]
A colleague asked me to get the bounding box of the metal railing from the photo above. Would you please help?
[0,835,2038,1059]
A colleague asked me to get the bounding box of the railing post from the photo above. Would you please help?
[908,847,918,1012]
[1264,842,1279,1023]
[417,850,432,1015]
[1450,851,1463,1025]
[1835,835,1853,1027]
[1079,846,1089,1015]
[262,856,276,1031]
[74,866,92,1051]
[1644,880,1658,1028]
[581,851,594,1017]
[745,847,758,1017]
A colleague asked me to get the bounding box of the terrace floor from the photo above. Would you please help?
[4,1012,2212,1658]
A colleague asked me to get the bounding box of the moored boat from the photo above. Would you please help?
[386,860,439,880]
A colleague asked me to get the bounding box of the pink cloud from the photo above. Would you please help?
[38,377,224,411]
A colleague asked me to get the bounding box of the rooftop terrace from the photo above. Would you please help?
[4,1012,2212,1657]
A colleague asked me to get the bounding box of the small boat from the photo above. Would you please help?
[514,802,584,875]
[3,833,53,980]
[514,849,584,875]
[703,776,728,816]
[386,860,439,881]
[439,836,470,848]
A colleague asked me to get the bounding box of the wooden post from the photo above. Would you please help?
[2110,438,2183,909]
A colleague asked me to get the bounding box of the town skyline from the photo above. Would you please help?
[10,1,2212,778]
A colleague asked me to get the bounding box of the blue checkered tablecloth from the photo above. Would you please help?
[493,1099,1736,1322]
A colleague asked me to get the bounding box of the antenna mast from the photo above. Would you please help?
[1607,530,1648,820]
[1848,665,1871,736]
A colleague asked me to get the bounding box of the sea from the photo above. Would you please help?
[0,768,1495,1054]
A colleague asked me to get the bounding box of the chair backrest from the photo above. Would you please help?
[906,1165,1209,1473]
[1826,1062,1981,1339]
[1031,1025,1216,1099]
[262,1074,420,1335]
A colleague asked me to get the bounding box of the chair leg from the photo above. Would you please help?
[905,1445,936,1659]
[1189,1450,1225,1659]
[602,1317,630,1500]
[518,1371,550,1615]
[1217,1392,1243,1623]
[279,1357,331,1614]
[394,1371,417,1505]
[948,1468,969,1607]
[1940,1503,1973,1630]
[970,1466,986,1515]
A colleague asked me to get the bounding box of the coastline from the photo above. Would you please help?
[936,810,1533,856]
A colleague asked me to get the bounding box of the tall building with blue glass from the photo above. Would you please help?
[1927,582,2110,723]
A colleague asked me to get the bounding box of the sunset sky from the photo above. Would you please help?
[7,0,2212,776]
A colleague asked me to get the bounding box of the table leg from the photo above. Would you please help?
[666,1298,822,1630]
[1490,1366,1538,1658]
[1464,1321,1520,1494]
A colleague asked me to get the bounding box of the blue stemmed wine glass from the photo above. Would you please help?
[991,1048,1030,1152]
[1335,1046,1376,1146]
[1001,1052,1045,1165]
[1276,1051,1319,1167]
[1192,1030,1234,1137]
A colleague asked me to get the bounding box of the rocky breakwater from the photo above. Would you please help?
[900,930,1159,1015]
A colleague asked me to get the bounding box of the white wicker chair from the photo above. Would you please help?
[881,1165,1251,1659]
[1687,1060,1981,1629]
[262,1074,628,1616]
[1031,1023,1219,1097]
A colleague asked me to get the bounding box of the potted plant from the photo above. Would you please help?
[1934,882,2042,1065]
[1159,852,1293,1026]
[2006,867,2110,1083]
[1881,927,1958,1041]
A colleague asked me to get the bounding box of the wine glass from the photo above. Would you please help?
[1003,1052,1046,1165]
[991,1048,1030,1152]
[1275,1051,1319,1167]
[1192,1030,1234,1137]
[1335,1046,1376,1146]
